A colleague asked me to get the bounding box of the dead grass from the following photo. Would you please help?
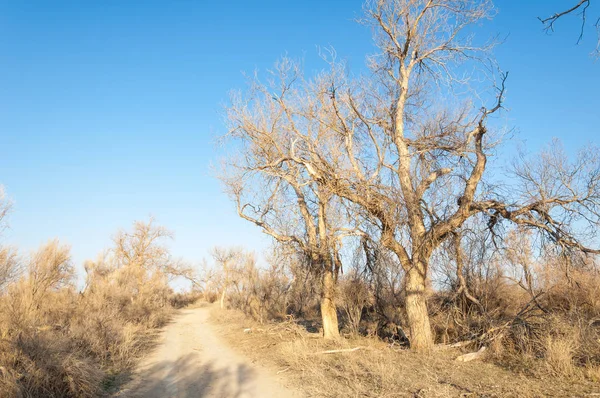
[543,335,577,377]
[585,363,600,383]
[211,306,600,398]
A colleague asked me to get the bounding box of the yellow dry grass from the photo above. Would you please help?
[211,306,600,398]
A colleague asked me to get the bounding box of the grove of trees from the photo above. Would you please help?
[220,0,600,352]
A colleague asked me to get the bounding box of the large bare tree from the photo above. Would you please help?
[327,1,599,351]
[334,1,600,350]
[308,0,503,351]
[220,60,353,338]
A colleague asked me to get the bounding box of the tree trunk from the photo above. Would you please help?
[405,265,433,351]
[220,289,226,310]
[321,268,340,339]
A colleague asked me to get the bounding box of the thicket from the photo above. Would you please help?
[209,233,600,381]
[0,200,191,397]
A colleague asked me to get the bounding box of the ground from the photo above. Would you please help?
[117,303,600,398]
[211,308,600,398]
[115,303,299,398]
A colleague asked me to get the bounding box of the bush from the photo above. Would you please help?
[338,272,371,334]
[0,220,182,397]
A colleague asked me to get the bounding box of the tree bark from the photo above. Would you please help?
[405,264,433,352]
[321,268,340,339]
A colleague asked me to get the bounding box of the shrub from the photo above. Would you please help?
[0,220,182,397]
[339,272,371,334]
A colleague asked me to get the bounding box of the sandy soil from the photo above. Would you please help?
[116,305,300,398]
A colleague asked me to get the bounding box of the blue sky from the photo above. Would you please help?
[0,0,598,276]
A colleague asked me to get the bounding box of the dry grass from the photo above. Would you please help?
[211,306,600,398]
[543,335,577,377]
[585,363,600,383]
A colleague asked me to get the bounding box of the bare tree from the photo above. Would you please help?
[110,218,207,294]
[0,247,19,293]
[323,0,600,351]
[220,60,354,338]
[161,258,213,294]
[88,218,178,310]
[112,217,173,274]
[0,186,11,233]
[211,246,245,309]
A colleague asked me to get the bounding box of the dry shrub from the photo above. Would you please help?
[169,291,202,308]
[212,236,600,386]
[338,271,371,334]
[584,363,600,382]
[0,220,181,397]
[212,247,305,323]
[227,257,292,322]
[285,257,320,319]
[442,261,600,381]
[68,302,148,372]
[0,333,104,398]
[0,289,106,398]
[424,232,600,381]
[203,290,219,303]
[544,335,576,377]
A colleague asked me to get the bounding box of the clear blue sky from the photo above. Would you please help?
[1,0,598,274]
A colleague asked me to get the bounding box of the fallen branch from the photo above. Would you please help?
[313,346,365,355]
[450,340,472,348]
[455,346,486,362]
[437,319,513,351]
[435,340,474,350]
[243,327,265,333]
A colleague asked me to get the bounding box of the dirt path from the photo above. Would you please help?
[117,305,300,398]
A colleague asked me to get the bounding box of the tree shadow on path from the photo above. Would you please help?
[117,354,257,398]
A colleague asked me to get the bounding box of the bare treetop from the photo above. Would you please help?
[112,217,174,272]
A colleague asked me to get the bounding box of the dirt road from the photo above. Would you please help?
[118,305,299,398]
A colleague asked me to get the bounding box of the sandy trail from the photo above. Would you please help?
[118,305,299,398]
